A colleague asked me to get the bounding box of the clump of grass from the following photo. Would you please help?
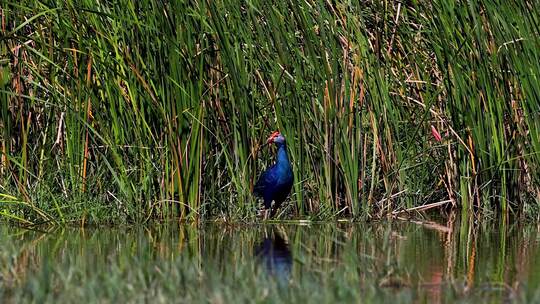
[0,0,539,224]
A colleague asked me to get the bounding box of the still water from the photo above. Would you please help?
[1,215,540,303]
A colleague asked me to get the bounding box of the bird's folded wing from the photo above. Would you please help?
[253,168,278,197]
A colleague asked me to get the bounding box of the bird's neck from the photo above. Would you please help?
[276,144,290,168]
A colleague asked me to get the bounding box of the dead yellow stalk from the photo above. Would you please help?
[82,55,93,193]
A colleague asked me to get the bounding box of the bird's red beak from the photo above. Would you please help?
[266,131,280,144]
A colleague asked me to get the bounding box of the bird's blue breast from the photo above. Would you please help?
[275,145,293,185]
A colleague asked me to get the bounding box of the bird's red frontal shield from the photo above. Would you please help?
[266,131,280,144]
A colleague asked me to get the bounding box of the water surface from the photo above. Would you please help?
[1,216,539,303]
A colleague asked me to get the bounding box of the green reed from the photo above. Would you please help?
[0,0,538,224]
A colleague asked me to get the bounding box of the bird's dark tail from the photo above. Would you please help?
[253,188,263,198]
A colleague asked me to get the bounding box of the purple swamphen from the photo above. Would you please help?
[254,131,293,218]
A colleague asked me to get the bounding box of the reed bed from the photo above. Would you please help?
[0,0,539,224]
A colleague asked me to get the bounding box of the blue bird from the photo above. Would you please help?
[254,131,294,218]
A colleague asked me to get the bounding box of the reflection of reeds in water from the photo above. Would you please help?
[1,220,540,302]
[0,227,55,288]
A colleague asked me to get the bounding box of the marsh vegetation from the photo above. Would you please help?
[1,1,539,224]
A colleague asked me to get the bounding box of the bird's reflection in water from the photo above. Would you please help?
[255,228,292,286]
